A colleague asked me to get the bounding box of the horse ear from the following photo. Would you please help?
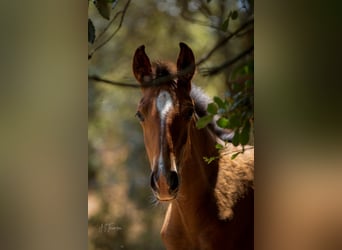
[177,42,195,93]
[133,45,153,84]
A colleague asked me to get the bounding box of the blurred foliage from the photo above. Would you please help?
[196,59,254,159]
[88,0,253,249]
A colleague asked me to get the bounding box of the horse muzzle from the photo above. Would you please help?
[150,170,179,201]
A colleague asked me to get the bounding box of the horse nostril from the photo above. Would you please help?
[169,171,179,193]
[150,172,158,192]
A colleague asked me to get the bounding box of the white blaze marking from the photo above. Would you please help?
[156,91,173,173]
[157,91,173,120]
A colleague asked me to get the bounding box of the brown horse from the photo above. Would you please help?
[133,43,254,250]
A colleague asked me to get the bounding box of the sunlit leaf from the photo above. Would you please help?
[216,117,229,128]
[215,143,224,150]
[196,114,213,129]
[244,65,249,74]
[231,152,240,160]
[203,156,218,164]
[244,61,254,74]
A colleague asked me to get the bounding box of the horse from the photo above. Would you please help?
[132,42,254,250]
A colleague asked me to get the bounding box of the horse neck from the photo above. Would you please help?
[177,118,219,202]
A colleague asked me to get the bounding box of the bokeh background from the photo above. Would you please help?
[88,1,253,249]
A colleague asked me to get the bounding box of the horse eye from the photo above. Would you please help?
[135,111,145,122]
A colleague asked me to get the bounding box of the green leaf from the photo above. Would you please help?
[94,0,111,20]
[216,117,229,128]
[203,156,218,164]
[231,152,240,160]
[239,120,251,145]
[207,103,218,115]
[221,18,229,31]
[232,130,240,146]
[213,96,226,109]
[244,65,250,74]
[88,19,96,44]
[215,143,224,150]
[231,10,238,20]
[228,115,241,128]
[196,114,213,129]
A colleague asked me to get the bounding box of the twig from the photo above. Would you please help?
[89,0,131,60]
[234,27,253,38]
[89,75,140,88]
[89,63,196,88]
[94,10,124,45]
[196,18,254,66]
[199,45,253,76]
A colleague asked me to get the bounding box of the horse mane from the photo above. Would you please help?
[152,61,234,142]
[190,85,234,142]
[215,145,254,220]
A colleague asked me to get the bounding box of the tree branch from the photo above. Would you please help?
[196,18,254,66]
[88,0,131,60]
[89,75,140,88]
[89,64,196,89]
[199,45,253,76]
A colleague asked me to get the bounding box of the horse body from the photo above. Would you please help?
[161,117,254,250]
[133,43,254,250]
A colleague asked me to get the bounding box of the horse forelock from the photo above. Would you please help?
[151,61,177,88]
[153,61,175,76]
